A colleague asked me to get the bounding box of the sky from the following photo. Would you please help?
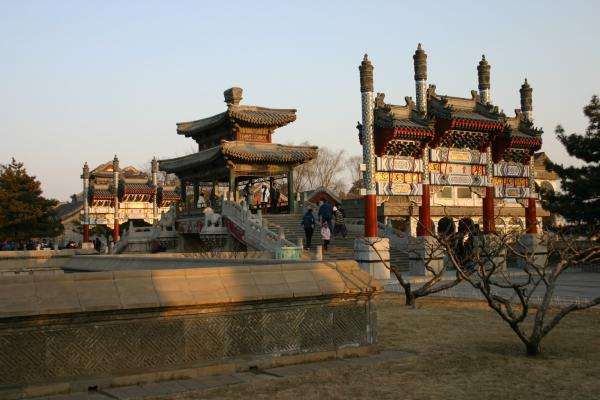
[1,0,599,201]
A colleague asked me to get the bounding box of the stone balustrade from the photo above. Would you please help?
[221,200,301,259]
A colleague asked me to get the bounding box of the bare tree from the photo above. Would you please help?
[441,227,600,356]
[291,142,350,194]
[345,155,363,186]
[365,221,464,307]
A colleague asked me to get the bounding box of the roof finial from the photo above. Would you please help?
[359,54,374,93]
[520,77,533,119]
[224,87,243,106]
[413,43,427,81]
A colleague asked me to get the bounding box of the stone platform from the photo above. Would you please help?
[0,260,382,398]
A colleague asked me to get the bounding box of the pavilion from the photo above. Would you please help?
[159,87,318,213]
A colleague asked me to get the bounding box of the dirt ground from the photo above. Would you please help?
[173,294,600,400]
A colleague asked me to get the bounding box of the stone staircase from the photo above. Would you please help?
[265,213,408,269]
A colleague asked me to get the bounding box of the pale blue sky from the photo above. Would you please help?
[1,0,598,200]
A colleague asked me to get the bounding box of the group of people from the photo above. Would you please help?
[242,182,282,213]
[194,181,284,214]
[300,199,346,251]
[0,239,78,251]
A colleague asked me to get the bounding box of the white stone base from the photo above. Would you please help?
[513,233,548,270]
[354,237,390,280]
[81,242,94,250]
[408,236,444,276]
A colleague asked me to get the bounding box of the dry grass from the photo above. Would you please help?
[174,294,600,400]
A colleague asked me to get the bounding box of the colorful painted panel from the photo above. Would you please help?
[493,162,530,178]
[429,163,486,176]
[429,148,487,165]
[374,171,422,184]
[376,156,423,172]
[495,186,532,198]
[430,173,490,187]
[376,182,422,196]
[491,177,530,187]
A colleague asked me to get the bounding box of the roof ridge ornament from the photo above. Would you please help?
[224,87,243,106]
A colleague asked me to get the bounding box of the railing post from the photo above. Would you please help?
[315,245,323,261]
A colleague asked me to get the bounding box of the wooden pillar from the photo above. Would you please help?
[229,170,237,201]
[526,197,538,233]
[287,168,295,214]
[112,220,120,242]
[482,186,495,233]
[417,185,431,236]
[364,194,378,237]
[180,179,187,205]
[193,181,199,208]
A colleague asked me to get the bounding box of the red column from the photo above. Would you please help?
[83,224,90,242]
[364,194,378,237]
[482,186,495,234]
[113,220,120,241]
[417,185,431,236]
[525,197,538,234]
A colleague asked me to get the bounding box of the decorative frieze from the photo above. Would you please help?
[376,182,422,196]
[495,186,532,199]
[494,162,530,178]
[376,156,423,172]
[430,173,489,187]
[429,147,487,165]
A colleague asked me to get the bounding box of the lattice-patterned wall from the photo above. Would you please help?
[0,298,376,387]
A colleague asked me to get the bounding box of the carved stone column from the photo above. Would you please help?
[82,162,90,242]
[151,157,158,224]
[112,155,120,241]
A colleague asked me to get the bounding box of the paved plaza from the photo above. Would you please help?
[386,271,600,305]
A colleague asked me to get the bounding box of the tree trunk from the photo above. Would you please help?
[526,341,541,356]
[405,290,416,307]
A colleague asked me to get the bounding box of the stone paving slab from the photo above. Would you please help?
[35,350,409,400]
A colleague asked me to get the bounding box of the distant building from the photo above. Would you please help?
[57,157,179,245]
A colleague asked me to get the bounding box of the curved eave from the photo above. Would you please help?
[158,146,223,174]
[508,136,542,150]
[392,127,434,141]
[450,118,504,133]
[222,142,318,165]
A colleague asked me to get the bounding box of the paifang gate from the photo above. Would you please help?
[356,45,545,237]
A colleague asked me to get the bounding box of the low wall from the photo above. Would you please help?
[63,251,276,272]
[0,261,382,398]
[0,249,97,274]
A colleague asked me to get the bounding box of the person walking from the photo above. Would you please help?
[300,208,316,250]
[242,182,253,208]
[333,206,347,238]
[318,199,334,234]
[321,221,331,251]
[260,184,270,213]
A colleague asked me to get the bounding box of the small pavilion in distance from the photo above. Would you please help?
[159,87,318,214]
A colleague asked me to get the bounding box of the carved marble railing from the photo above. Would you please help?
[221,199,301,259]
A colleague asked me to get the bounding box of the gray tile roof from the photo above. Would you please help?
[177,105,297,137]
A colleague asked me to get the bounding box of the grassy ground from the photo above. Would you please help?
[174,294,600,400]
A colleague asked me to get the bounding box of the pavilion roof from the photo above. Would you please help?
[159,141,318,174]
[177,105,297,138]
